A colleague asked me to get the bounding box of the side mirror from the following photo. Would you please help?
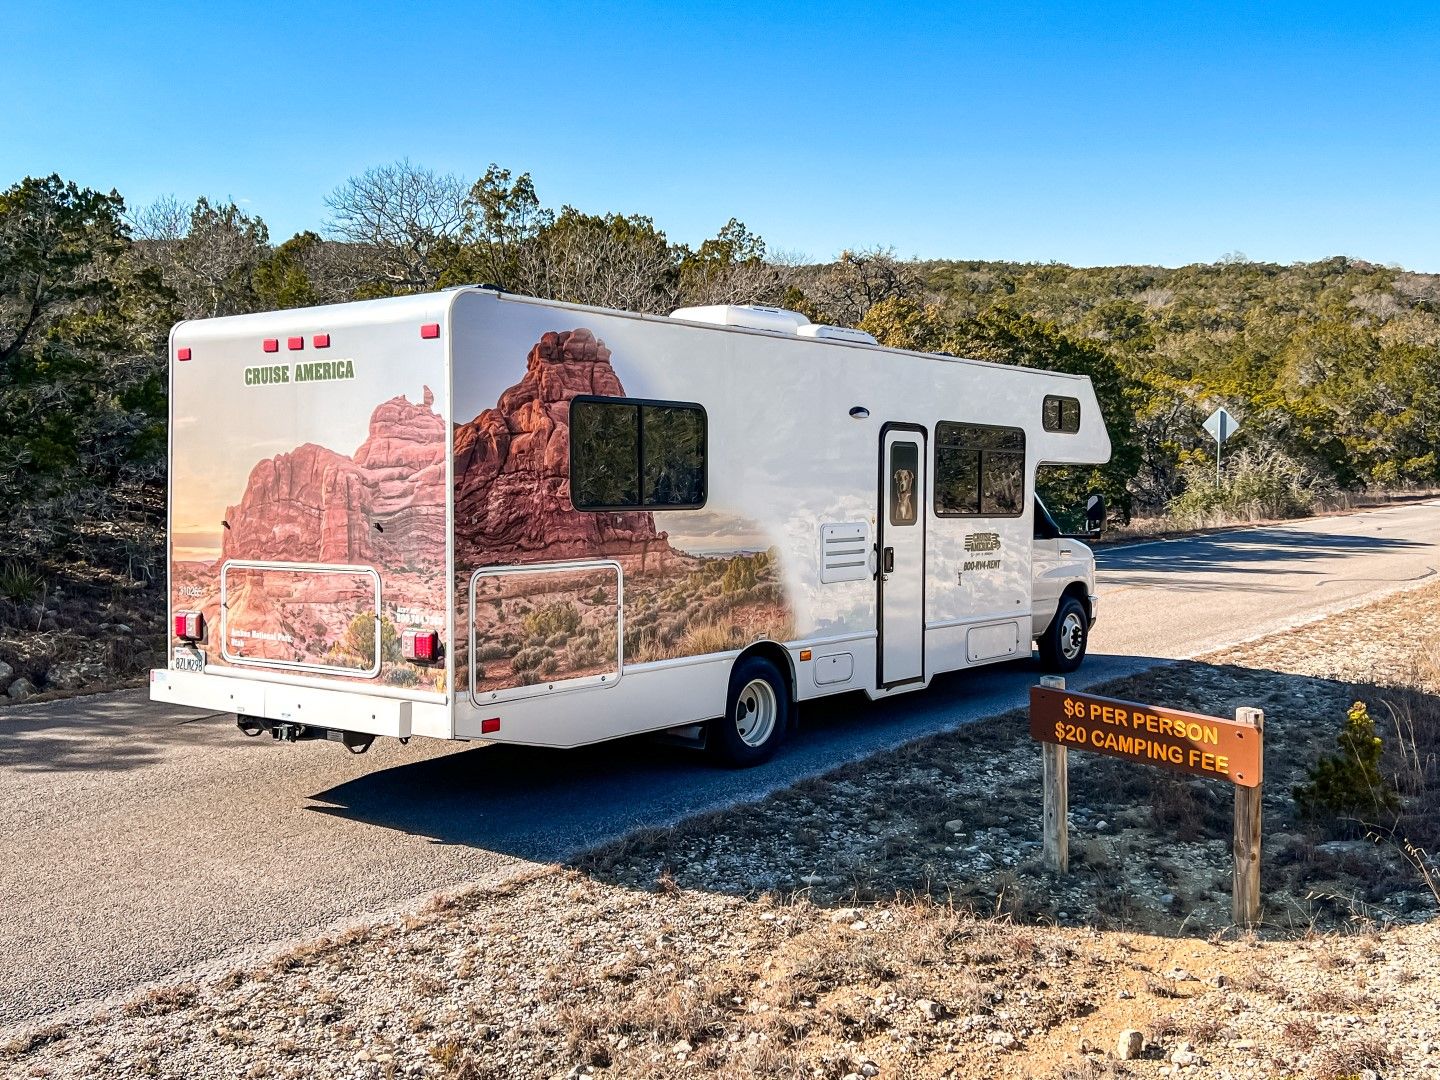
[1085,493,1106,535]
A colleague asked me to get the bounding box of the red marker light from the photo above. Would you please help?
[420,323,441,339]
[263,339,279,353]
[401,628,441,663]
[287,336,304,351]
[313,334,330,348]
[481,717,501,734]
[176,347,192,361]
[174,611,205,641]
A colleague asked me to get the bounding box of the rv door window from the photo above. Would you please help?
[570,397,706,511]
[888,441,920,526]
[934,422,1026,518]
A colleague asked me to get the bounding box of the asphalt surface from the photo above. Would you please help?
[2,500,1438,1028]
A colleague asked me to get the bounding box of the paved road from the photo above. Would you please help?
[2,500,1437,1028]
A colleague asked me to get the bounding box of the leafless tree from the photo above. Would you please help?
[324,160,470,292]
[808,246,926,327]
[678,249,805,309]
[127,194,189,242]
[526,212,679,313]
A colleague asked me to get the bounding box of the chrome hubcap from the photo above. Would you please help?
[734,678,778,747]
[1060,611,1085,660]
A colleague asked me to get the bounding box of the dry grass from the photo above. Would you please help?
[119,983,198,1018]
[1309,1036,1392,1080]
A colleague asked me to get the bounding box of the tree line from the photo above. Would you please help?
[3,161,1438,575]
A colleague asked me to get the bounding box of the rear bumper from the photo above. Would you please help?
[149,668,438,739]
[1088,593,1100,627]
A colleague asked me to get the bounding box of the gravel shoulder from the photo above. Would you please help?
[8,584,1440,1079]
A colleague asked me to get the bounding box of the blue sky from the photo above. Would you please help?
[5,1,1440,270]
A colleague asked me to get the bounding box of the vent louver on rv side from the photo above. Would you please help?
[820,522,871,583]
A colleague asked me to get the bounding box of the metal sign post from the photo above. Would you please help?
[1203,407,1239,488]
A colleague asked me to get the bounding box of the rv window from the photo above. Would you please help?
[934,422,1025,518]
[1043,395,1081,433]
[569,397,706,511]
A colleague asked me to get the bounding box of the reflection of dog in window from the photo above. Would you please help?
[893,468,915,523]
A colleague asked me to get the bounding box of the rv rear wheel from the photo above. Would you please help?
[1038,595,1089,673]
[709,655,791,767]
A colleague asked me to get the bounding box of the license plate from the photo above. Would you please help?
[172,645,207,673]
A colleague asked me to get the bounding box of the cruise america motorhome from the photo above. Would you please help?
[151,287,1111,765]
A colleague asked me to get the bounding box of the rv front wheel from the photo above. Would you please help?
[709,656,790,767]
[1038,595,1089,673]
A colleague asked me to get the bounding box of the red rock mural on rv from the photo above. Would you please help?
[453,328,791,696]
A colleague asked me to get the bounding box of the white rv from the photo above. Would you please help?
[151,288,1110,765]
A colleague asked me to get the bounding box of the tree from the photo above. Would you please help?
[0,175,168,558]
[949,307,1143,518]
[325,160,469,294]
[171,198,269,318]
[451,164,551,292]
[254,231,322,310]
[677,218,791,307]
[530,208,678,313]
[809,246,925,327]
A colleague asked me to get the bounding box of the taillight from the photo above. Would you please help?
[401,628,442,663]
[174,611,205,641]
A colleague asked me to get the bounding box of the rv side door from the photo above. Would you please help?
[878,426,926,687]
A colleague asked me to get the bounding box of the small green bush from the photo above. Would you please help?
[1296,701,1399,825]
[522,601,581,641]
[510,646,552,672]
[0,560,45,603]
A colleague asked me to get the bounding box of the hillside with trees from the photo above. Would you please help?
[2,161,1438,692]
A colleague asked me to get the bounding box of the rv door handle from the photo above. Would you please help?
[882,546,895,575]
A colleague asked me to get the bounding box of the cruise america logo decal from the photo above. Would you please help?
[243,360,356,386]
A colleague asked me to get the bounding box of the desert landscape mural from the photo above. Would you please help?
[170,387,449,691]
[454,328,793,696]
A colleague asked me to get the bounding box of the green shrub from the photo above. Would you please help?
[1296,701,1399,826]
[342,614,400,666]
[0,560,45,603]
[522,601,581,641]
[511,645,552,672]
[1167,449,1320,526]
[474,642,509,661]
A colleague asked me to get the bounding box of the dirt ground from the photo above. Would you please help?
[6,584,1440,1079]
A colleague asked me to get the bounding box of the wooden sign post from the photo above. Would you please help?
[1030,683,1265,927]
[1039,676,1069,874]
[1231,706,1264,926]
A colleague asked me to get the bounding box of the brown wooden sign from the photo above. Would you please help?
[1030,686,1262,788]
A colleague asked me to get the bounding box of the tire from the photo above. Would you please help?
[707,655,791,767]
[1038,595,1089,673]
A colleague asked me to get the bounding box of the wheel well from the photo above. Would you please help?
[735,640,796,701]
[1060,581,1091,619]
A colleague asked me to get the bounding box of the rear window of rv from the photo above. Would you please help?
[1043,395,1081,433]
[934,422,1025,517]
[570,397,706,511]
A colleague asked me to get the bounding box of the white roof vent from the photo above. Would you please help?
[670,304,811,334]
[796,323,878,345]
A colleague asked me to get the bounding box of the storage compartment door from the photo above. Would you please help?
[220,561,382,676]
[467,560,623,705]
